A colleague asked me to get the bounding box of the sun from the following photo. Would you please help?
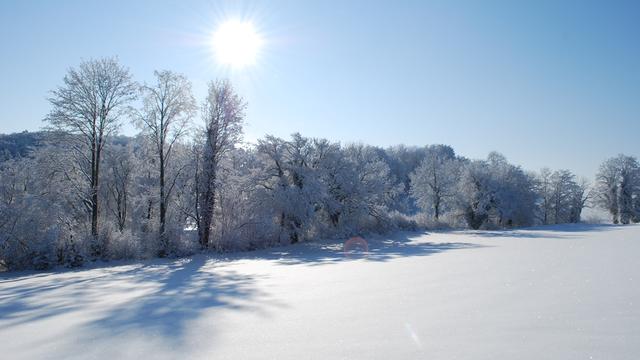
[211,20,264,69]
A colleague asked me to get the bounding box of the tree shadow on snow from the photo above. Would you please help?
[521,223,622,232]
[81,256,263,334]
[463,223,624,239]
[0,255,280,356]
[229,231,486,267]
[0,230,481,347]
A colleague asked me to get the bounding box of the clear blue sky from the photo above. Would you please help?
[1,0,638,177]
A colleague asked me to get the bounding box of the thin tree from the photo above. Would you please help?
[569,177,593,223]
[549,169,575,224]
[104,142,134,232]
[198,80,246,249]
[137,70,196,254]
[535,168,553,224]
[596,157,620,223]
[46,58,136,255]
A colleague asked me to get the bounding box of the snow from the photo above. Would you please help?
[2,224,639,359]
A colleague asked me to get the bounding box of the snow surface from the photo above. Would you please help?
[2,224,639,359]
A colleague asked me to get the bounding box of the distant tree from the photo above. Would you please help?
[0,131,46,161]
[341,144,398,230]
[46,58,137,256]
[256,134,326,243]
[384,145,429,212]
[487,152,537,227]
[541,169,592,224]
[137,70,196,255]
[279,134,323,242]
[617,156,639,224]
[197,80,246,249]
[409,149,459,221]
[0,144,87,270]
[535,168,553,224]
[255,135,294,242]
[596,158,620,223]
[254,135,398,242]
[634,190,640,223]
[455,153,536,229]
[103,142,134,232]
[456,160,491,229]
[549,170,577,224]
[596,154,639,224]
[568,177,593,223]
[213,148,273,249]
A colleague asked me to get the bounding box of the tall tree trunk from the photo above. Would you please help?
[91,140,98,238]
[199,167,216,249]
[90,136,102,258]
[159,149,166,236]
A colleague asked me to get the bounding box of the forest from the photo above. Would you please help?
[1,58,639,271]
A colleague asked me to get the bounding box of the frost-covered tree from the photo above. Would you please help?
[548,170,578,224]
[0,146,83,270]
[617,156,639,224]
[596,154,639,224]
[487,153,537,227]
[568,177,592,223]
[255,134,324,243]
[255,135,398,243]
[455,159,492,229]
[596,158,621,223]
[635,190,640,223]
[137,70,196,254]
[255,135,292,242]
[0,155,55,269]
[535,168,553,224]
[103,141,134,232]
[9,56,640,270]
[455,153,536,229]
[340,144,398,232]
[197,80,246,249]
[212,148,277,249]
[541,169,591,225]
[46,58,137,256]
[128,136,160,235]
[409,148,459,221]
[384,145,429,212]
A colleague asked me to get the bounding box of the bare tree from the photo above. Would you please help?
[198,80,246,249]
[569,177,593,223]
[535,168,553,224]
[104,142,134,232]
[549,169,576,224]
[137,70,196,254]
[46,58,137,256]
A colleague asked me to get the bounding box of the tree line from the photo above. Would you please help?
[0,57,638,271]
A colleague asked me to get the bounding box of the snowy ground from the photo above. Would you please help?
[2,224,639,360]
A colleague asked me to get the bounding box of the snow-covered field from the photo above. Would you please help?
[2,224,639,360]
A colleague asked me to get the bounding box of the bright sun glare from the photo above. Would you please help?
[212,20,263,69]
